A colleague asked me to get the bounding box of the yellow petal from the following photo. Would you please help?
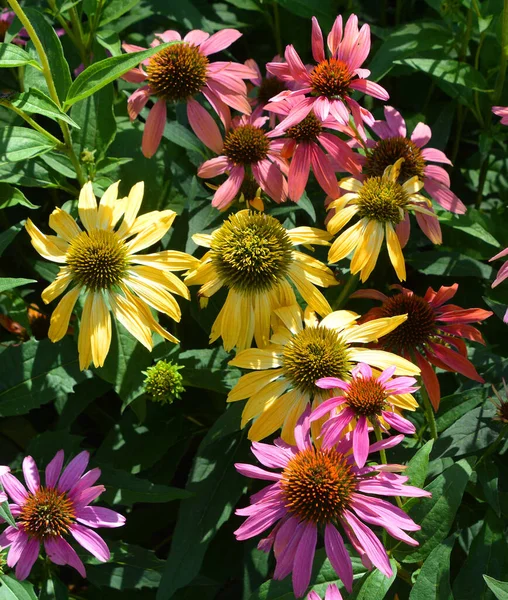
[132,250,199,271]
[228,369,284,402]
[254,292,271,348]
[328,220,366,264]
[222,290,241,351]
[117,181,144,237]
[78,181,98,233]
[129,265,190,299]
[192,233,213,248]
[126,213,176,255]
[25,219,69,263]
[124,276,181,321]
[41,268,73,304]
[349,347,420,375]
[402,176,424,194]
[126,210,177,239]
[185,260,216,288]
[287,227,331,246]
[386,223,406,281]
[210,301,226,345]
[90,292,111,368]
[391,393,419,410]
[281,394,309,444]
[273,304,303,335]
[296,259,338,287]
[359,223,385,282]
[97,181,120,230]
[248,387,296,441]
[350,220,383,277]
[229,348,283,369]
[48,285,81,342]
[327,193,358,210]
[327,205,359,235]
[345,314,408,344]
[237,294,255,351]
[78,293,93,370]
[109,290,153,351]
[339,177,362,192]
[289,264,332,317]
[275,277,297,307]
[49,208,81,242]
[241,378,291,428]
[320,310,360,331]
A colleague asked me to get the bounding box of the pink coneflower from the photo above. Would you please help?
[265,14,388,132]
[308,584,343,600]
[0,450,125,580]
[245,57,287,124]
[311,363,418,467]
[358,106,466,245]
[122,28,256,158]
[493,106,508,125]
[267,96,362,201]
[489,246,508,323]
[197,113,288,209]
[234,412,429,597]
[353,284,492,409]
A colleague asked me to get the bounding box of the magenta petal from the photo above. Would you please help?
[383,106,406,137]
[311,17,325,62]
[325,584,343,600]
[309,396,347,422]
[45,449,65,488]
[251,442,291,469]
[410,122,432,147]
[343,510,392,577]
[324,524,353,592]
[316,377,348,390]
[68,468,102,499]
[0,525,20,550]
[369,434,404,453]
[321,409,355,449]
[7,529,28,568]
[274,520,305,580]
[73,485,105,509]
[142,99,167,158]
[187,98,223,153]
[76,506,126,529]
[198,156,230,178]
[22,456,40,495]
[310,144,339,197]
[15,537,40,580]
[292,521,317,597]
[45,536,86,577]
[353,416,369,468]
[199,29,242,56]
[421,147,452,165]
[382,411,416,434]
[1,472,28,505]
[70,524,110,562]
[58,451,90,493]
[376,365,397,384]
[212,165,244,209]
[288,143,311,201]
[235,506,286,541]
[235,463,282,481]
[349,78,389,100]
[293,408,312,452]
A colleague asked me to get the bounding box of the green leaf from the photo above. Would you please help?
[0,221,23,257]
[484,576,508,600]
[0,277,36,294]
[397,459,472,563]
[99,0,141,26]
[0,183,38,210]
[0,575,37,600]
[350,559,397,599]
[436,388,491,433]
[439,212,501,248]
[39,576,69,600]
[5,89,79,128]
[163,120,206,156]
[407,251,494,279]
[0,127,57,162]
[23,8,72,102]
[0,496,16,527]
[405,440,434,489]
[409,535,456,600]
[0,43,41,69]
[0,338,88,416]
[157,404,250,599]
[478,461,501,517]
[274,0,336,23]
[395,58,491,92]
[64,43,174,108]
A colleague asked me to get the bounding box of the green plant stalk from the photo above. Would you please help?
[1,102,65,148]
[373,423,403,508]
[493,0,508,105]
[332,273,359,310]
[7,0,86,186]
[69,5,88,66]
[418,378,437,441]
[272,1,282,57]
[46,0,82,51]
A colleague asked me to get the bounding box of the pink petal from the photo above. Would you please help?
[58,451,90,493]
[45,536,86,577]
[187,98,223,153]
[68,468,102,499]
[284,45,311,84]
[293,408,312,452]
[45,450,65,488]
[122,68,148,83]
[316,377,350,390]
[493,263,508,288]
[329,99,350,125]
[70,524,110,562]
[313,96,330,120]
[235,506,287,541]
[421,147,452,165]
[272,97,315,134]
[183,30,209,45]
[127,85,151,121]
[415,210,442,245]
[252,158,287,203]
[384,106,406,137]
[325,524,353,592]
[325,584,343,600]
[206,80,252,115]
[7,529,28,567]
[318,133,362,176]
[1,472,28,505]
[274,519,305,580]
[153,30,181,43]
[424,164,450,186]
[73,485,105,510]
[235,463,282,481]
[395,212,410,248]
[352,494,420,531]
[353,416,369,468]
[321,409,355,449]
[0,526,21,550]
[423,178,466,213]
[198,156,229,178]
[288,142,311,201]
[142,99,167,158]
[410,122,432,147]
[382,411,416,434]
[212,165,244,209]
[76,506,126,529]
[251,442,291,469]
[349,78,389,100]
[310,396,348,422]
[310,144,340,197]
[327,15,343,55]
[348,24,371,72]
[245,58,262,85]
[337,14,359,62]
[122,43,147,54]
[199,29,242,56]
[352,363,372,378]
[292,521,317,597]
[369,434,404,454]
[371,120,393,139]
[22,456,40,495]
[15,537,40,580]
[202,86,231,129]
[311,17,325,62]
[489,246,508,261]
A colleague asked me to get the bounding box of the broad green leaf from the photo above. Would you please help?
[39,576,69,600]
[0,221,24,257]
[0,43,41,69]
[0,183,38,210]
[64,43,174,107]
[453,511,508,599]
[405,440,434,489]
[0,496,16,527]
[5,89,79,128]
[409,535,455,600]
[157,404,250,599]
[397,459,472,563]
[39,152,76,180]
[395,59,490,92]
[0,575,37,600]
[408,251,494,279]
[436,388,491,433]
[0,159,72,190]
[0,338,87,416]
[163,120,206,156]
[23,8,72,102]
[274,0,336,24]
[99,0,141,26]
[478,461,501,517]
[350,559,397,599]
[0,127,57,162]
[439,212,501,248]
[0,277,36,293]
[484,576,508,600]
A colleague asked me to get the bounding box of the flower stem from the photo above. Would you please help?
[374,424,403,508]
[332,273,359,310]
[0,102,65,148]
[418,378,438,441]
[493,0,508,106]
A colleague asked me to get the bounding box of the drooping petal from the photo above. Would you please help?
[15,537,40,580]
[76,506,126,529]
[142,99,167,158]
[292,521,317,597]
[211,165,244,209]
[187,98,223,153]
[127,86,151,120]
[324,524,353,592]
[45,536,86,577]
[70,524,110,562]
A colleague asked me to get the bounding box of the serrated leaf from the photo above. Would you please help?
[4,89,79,128]
[484,576,508,600]
[0,127,57,162]
[409,535,455,600]
[0,43,41,69]
[0,575,37,600]
[0,277,36,294]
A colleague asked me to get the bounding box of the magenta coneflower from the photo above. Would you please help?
[265,14,388,132]
[197,113,288,209]
[0,451,125,580]
[490,246,508,323]
[308,584,343,600]
[267,96,362,201]
[311,363,418,467]
[493,106,508,125]
[234,412,429,597]
[359,106,466,245]
[245,57,288,124]
[122,28,256,158]
[354,284,492,409]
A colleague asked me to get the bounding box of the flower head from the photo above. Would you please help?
[308,585,343,600]
[122,29,257,157]
[353,284,492,409]
[313,363,418,467]
[197,113,289,208]
[228,304,419,442]
[0,451,125,580]
[493,106,508,125]
[26,180,198,370]
[265,14,388,132]
[491,380,508,423]
[185,211,338,351]
[489,246,508,323]
[327,158,437,281]
[143,360,185,404]
[234,412,430,597]
[245,57,288,121]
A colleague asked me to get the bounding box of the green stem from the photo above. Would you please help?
[493,0,508,105]
[332,273,359,310]
[272,1,282,57]
[418,377,437,441]
[475,155,491,208]
[373,424,387,464]
[69,5,88,66]
[1,102,65,147]
[475,424,508,468]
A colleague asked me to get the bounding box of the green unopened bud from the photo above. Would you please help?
[81,149,96,164]
[143,360,185,404]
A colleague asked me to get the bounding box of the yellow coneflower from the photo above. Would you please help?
[327,158,436,282]
[26,181,198,370]
[227,303,420,443]
[184,210,338,352]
